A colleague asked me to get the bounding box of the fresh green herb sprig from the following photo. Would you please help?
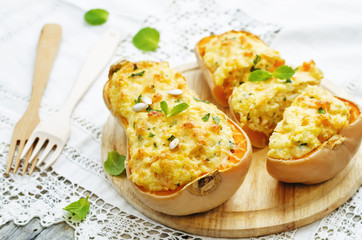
[193,97,210,104]
[133,27,160,51]
[134,94,142,104]
[249,65,296,82]
[160,101,189,117]
[84,9,109,25]
[104,151,126,176]
[129,71,145,78]
[167,135,176,141]
[318,107,326,114]
[213,116,221,124]
[63,196,90,220]
[201,113,210,122]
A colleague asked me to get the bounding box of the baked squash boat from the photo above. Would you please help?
[267,86,362,184]
[103,60,252,215]
[196,30,323,147]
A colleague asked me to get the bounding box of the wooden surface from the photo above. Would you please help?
[101,64,362,238]
[0,219,73,240]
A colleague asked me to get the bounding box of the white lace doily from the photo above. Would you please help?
[0,0,361,239]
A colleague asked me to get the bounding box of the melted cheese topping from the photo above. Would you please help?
[108,61,240,191]
[268,85,350,159]
[201,31,285,88]
[230,61,323,136]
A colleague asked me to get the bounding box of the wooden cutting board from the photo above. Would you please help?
[101,63,362,238]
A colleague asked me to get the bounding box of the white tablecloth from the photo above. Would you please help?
[1,0,361,239]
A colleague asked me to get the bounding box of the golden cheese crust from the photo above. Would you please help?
[230,61,323,136]
[199,31,285,98]
[107,61,244,191]
[267,85,350,159]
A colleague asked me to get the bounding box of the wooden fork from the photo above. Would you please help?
[6,24,62,175]
[19,29,122,172]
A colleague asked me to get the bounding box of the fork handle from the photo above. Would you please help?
[28,24,62,111]
[59,30,122,117]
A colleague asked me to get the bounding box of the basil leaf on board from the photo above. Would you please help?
[84,9,109,25]
[248,70,272,82]
[132,27,160,51]
[104,151,126,176]
[167,103,189,117]
[63,196,90,220]
[272,65,296,80]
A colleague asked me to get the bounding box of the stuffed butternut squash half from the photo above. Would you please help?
[267,86,362,184]
[103,60,252,215]
[196,30,323,147]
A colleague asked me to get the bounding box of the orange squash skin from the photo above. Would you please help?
[266,98,362,184]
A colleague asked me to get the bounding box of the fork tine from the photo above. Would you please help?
[28,138,47,165]
[6,139,18,174]
[43,146,63,169]
[13,140,26,174]
[20,135,37,160]
[22,143,36,175]
[28,152,39,175]
[37,142,54,166]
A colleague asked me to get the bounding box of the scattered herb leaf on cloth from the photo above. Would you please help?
[63,196,90,220]
[84,9,109,25]
[132,27,160,51]
[104,151,126,176]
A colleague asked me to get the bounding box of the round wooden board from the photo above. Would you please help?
[101,63,362,238]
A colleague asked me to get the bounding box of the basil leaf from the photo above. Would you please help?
[63,196,90,220]
[148,133,155,138]
[213,116,221,124]
[104,151,126,176]
[201,113,210,122]
[129,71,145,78]
[167,103,189,117]
[248,70,272,82]
[160,101,169,115]
[272,65,296,80]
[84,9,109,25]
[132,27,160,51]
[318,107,325,114]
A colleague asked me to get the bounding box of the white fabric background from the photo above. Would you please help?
[0,0,361,239]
